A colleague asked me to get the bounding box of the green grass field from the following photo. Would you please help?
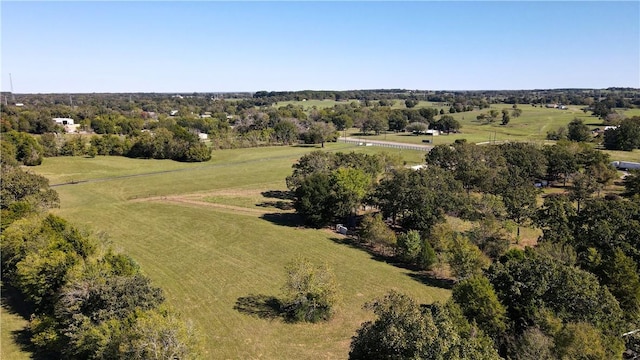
[272,101,639,149]
[603,149,640,162]
[270,100,639,148]
[623,108,640,117]
[349,103,593,146]
[4,101,638,358]
[1,298,30,360]
[9,144,449,359]
[272,99,344,110]
[273,99,445,112]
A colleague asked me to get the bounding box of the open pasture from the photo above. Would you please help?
[26,144,448,359]
[351,103,599,145]
[272,99,444,113]
[272,99,344,110]
[603,149,640,162]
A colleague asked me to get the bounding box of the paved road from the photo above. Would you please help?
[339,137,434,151]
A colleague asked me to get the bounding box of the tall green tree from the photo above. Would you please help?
[448,234,490,280]
[125,310,200,360]
[501,109,510,125]
[544,143,578,186]
[553,322,614,360]
[397,230,422,263]
[499,142,547,182]
[572,198,640,267]
[623,170,640,197]
[501,180,539,238]
[567,118,590,142]
[3,131,44,165]
[359,213,397,254]
[306,121,337,147]
[272,119,299,144]
[603,116,640,151]
[569,173,598,212]
[372,168,464,232]
[330,167,371,220]
[286,151,337,191]
[452,275,508,341]
[293,172,334,227]
[488,109,499,122]
[535,194,576,244]
[488,248,624,337]
[600,249,640,322]
[349,291,501,360]
[282,257,339,323]
[511,108,523,118]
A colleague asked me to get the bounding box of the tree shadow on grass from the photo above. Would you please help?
[407,273,455,290]
[327,237,455,291]
[261,190,294,201]
[1,282,50,359]
[260,212,304,228]
[1,282,32,319]
[233,294,286,321]
[256,201,294,211]
[328,237,397,265]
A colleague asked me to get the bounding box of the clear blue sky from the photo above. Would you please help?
[2,1,638,93]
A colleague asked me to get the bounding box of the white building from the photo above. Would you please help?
[53,117,74,125]
[52,118,78,133]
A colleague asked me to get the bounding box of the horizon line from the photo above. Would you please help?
[2,87,639,95]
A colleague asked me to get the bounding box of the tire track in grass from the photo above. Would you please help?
[134,196,273,216]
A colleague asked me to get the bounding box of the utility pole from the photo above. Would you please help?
[9,73,16,103]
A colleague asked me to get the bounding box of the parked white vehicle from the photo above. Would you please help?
[610,161,640,171]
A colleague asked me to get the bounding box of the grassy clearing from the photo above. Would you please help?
[348,104,598,146]
[622,108,640,117]
[35,144,426,187]
[272,99,344,110]
[390,100,443,110]
[603,149,640,162]
[0,303,30,360]
[22,145,450,359]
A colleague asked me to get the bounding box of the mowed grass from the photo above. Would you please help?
[272,99,344,110]
[22,144,450,359]
[603,149,640,162]
[1,301,30,360]
[349,104,600,146]
[623,108,640,117]
[274,99,444,113]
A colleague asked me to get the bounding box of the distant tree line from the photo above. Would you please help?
[253,88,640,107]
[3,88,639,163]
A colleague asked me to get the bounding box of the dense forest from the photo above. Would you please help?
[285,142,640,359]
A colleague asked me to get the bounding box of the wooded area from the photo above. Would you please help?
[1,88,639,359]
[285,141,640,359]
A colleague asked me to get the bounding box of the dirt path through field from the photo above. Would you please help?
[130,188,292,217]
